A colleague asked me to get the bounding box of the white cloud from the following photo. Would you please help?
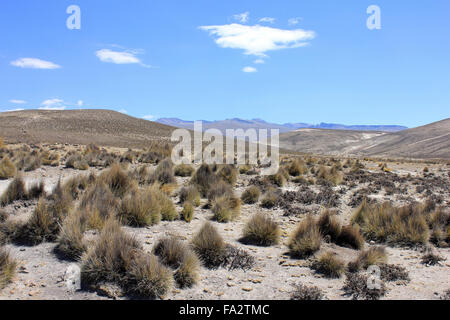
[11,58,61,69]
[259,17,276,24]
[142,115,155,120]
[77,100,83,107]
[96,49,151,67]
[199,23,315,57]
[39,98,66,110]
[233,12,249,23]
[288,17,302,25]
[9,99,26,104]
[242,66,257,73]
[253,59,265,64]
[118,109,128,114]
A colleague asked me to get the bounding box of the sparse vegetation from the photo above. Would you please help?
[211,195,240,223]
[241,214,280,246]
[343,272,386,300]
[190,164,218,197]
[191,222,226,268]
[181,202,194,223]
[54,210,87,261]
[179,186,201,207]
[118,189,161,227]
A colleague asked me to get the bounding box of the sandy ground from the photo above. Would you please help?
[0,161,449,300]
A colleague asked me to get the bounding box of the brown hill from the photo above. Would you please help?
[0,109,176,148]
[279,119,450,159]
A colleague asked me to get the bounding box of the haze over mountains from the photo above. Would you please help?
[156,118,407,134]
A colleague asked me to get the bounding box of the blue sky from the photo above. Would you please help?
[0,0,449,127]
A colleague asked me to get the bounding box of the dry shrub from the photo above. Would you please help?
[217,165,237,186]
[337,224,365,250]
[348,246,387,272]
[191,222,226,268]
[63,174,91,199]
[27,180,46,199]
[0,247,16,289]
[260,188,280,209]
[179,186,201,207]
[427,207,450,247]
[99,163,133,197]
[174,164,194,177]
[241,186,260,204]
[153,237,200,288]
[288,216,322,258]
[181,202,194,223]
[119,189,161,227]
[41,151,60,166]
[131,165,152,185]
[0,156,16,179]
[207,180,234,203]
[421,251,445,266]
[288,159,307,177]
[152,158,176,185]
[291,283,324,300]
[316,165,343,185]
[379,263,410,282]
[317,210,341,242]
[16,154,41,172]
[191,164,218,197]
[211,195,240,223]
[312,251,345,278]
[241,214,280,246]
[352,200,430,246]
[343,272,386,300]
[54,210,87,261]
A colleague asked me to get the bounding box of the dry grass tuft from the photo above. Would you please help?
[217,165,237,186]
[191,222,226,268]
[190,164,218,197]
[119,189,161,227]
[312,251,345,278]
[241,186,261,204]
[174,164,194,177]
[99,163,133,198]
[54,210,87,261]
[352,200,430,246]
[260,188,280,209]
[241,214,280,246]
[348,246,387,272]
[0,175,27,206]
[0,247,16,290]
[288,216,322,258]
[153,237,200,288]
[0,156,17,180]
[211,195,241,223]
[179,186,201,207]
[337,224,365,250]
[181,202,194,223]
[317,210,341,242]
[288,159,307,177]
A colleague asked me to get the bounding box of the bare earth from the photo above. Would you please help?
[1,159,449,300]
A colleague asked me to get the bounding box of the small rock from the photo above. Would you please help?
[242,287,253,292]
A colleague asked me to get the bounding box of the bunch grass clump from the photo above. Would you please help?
[352,200,430,246]
[0,156,16,180]
[312,251,345,278]
[288,159,307,177]
[190,164,218,197]
[191,222,226,268]
[0,247,16,289]
[153,237,200,288]
[179,186,201,207]
[241,214,280,246]
[54,210,87,261]
[118,189,161,227]
[288,216,322,258]
[347,246,387,273]
[181,202,194,223]
[211,195,241,223]
[174,164,194,177]
[241,186,260,205]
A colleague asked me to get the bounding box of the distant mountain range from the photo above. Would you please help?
[156,118,407,134]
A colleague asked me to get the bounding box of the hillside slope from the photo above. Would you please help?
[0,109,176,148]
[278,119,450,159]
